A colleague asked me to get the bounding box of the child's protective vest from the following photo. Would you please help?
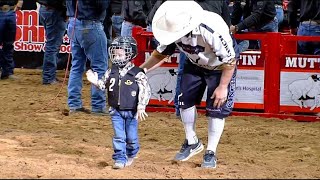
[107,65,144,110]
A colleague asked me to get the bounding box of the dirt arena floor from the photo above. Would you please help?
[0,69,319,179]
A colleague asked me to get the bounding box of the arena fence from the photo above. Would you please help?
[132,26,320,122]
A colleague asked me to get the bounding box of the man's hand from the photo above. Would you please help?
[211,85,228,108]
[14,0,23,11]
[136,109,148,121]
[230,25,237,34]
[86,69,98,86]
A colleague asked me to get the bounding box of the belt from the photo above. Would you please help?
[0,5,15,12]
[301,20,320,25]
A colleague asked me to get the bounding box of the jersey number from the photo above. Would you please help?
[109,78,116,91]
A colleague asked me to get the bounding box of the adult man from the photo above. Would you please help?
[66,0,110,115]
[0,0,23,80]
[121,0,153,36]
[140,1,237,168]
[38,0,66,85]
[288,0,320,55]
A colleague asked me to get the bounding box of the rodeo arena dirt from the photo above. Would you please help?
[1,2,320,180]
[0,69,320,179]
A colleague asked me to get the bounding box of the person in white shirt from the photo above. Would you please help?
[140,1,237,168]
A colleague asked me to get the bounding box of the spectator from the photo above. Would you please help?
[38,0,66,85]
[0,0,23,80]
[288,0,320,55]
[121,0,153,36]
[66,0,110,115]
[103,0,123,47]
[21,0,36,10]
[275,0,284,31]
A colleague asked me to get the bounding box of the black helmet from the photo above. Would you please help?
[108,36,138,67]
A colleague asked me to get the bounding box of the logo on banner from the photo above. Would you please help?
[14,10,70,53]
[288,74,320,110]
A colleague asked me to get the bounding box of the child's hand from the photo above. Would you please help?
[136,109,148,121]
[86,70,98,86]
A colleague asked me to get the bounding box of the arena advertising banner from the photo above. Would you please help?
[144,51,265,109]
[13,10,69,69]
[280,55,320,113]
[15,10,70,53]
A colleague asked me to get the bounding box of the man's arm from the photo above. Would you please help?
[140,43,176,72]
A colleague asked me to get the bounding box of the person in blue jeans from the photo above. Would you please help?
[86,36,151,169]
[0,0,23,80]
[38,0,66,85]
[288,0,320,55]
[66,0,110,115]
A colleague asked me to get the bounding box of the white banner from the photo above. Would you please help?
[280,72,320,111]
[146,67,264,104]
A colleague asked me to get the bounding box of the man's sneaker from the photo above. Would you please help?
[112,161,125,169]
[174,139,204,161]
[201,150,217,168]
[125,157,135,167]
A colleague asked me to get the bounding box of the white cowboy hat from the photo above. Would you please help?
[152,1,204,45]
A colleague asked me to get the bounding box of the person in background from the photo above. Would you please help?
[21,0,36,10]
[121,0,153,36]
[275,0,284,31]
[103,0,123,49]
[66,0,110,115]
[0,0,23,80]
[37,0,66,85]
[86,36,151,169]
[288,0,320,55]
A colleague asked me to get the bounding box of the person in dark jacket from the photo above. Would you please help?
[37,0,66,84]
[230,0,278,50]
[230,0,278,33]
[103,0,123,47]
[86,36,151,169]
[21,0,36,10]
[66,0,110,115]
[288,0,320,55]
[0,0,23,80]
[121,0,153,36]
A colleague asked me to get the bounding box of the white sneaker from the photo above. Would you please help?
[113,161,125,169]
[126,157,135,166]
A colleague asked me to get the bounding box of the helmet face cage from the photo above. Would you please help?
[108,37,138,67]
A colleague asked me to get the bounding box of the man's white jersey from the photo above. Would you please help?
[156,11,235,70]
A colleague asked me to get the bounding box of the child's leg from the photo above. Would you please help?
[125,110,140,159]
[110,108,127,165]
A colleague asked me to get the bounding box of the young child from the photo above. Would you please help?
[86,36,151,169]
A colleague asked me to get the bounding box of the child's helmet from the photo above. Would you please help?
[108,36,138,67]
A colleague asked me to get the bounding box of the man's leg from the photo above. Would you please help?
[40,7,66,84]
[67,19,86,110]
[174,65,206,161]
[81,21,108,113]
[111,15,123,37]
[174,52,186,117]
[1,11,16,79]
[201,69,237,168]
